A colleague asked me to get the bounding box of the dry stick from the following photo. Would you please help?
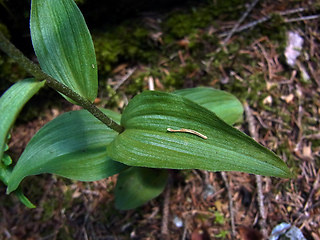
[161,176,171,240]
[284,14,320,23]
[0,31,124,134]
[303,168,320,212]
[223,0,260,45]
[219,7,307,38]
[212,7,305,69]
[243,102,268,239]
[113,67,136,91]
[293,168,320,227]
[148,76,155,91]
[221,172,236,239]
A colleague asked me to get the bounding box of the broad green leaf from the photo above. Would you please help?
[7,109,127,193]
[0,78,45,161]
[30,0,97,102]
[108,91,292,178]
[115,167,168,210]
[174,87,243,125]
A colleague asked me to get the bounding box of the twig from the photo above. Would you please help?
[293,169,320,227]
[223,0,260,45]
[161,175,171,240]
[220,172,236,239]
[243,102,268,239]
[255,42,273,81]
[219,7,307,38]
[148,76,155,91]
[284,14,320,23]
[0,31,124,134]
[303,168,320,212]
[181,224,188,240]
[113,67,136,91]
[255,176,267,237]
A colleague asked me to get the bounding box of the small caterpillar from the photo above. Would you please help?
[167,128,208,140]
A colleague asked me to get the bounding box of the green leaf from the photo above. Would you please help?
[7,109,127,193]
[0,161,11,185]
[0,78,45,161]
[30,0,97,102]
[174,87,243,125]
[115,167,168,210]
[108,91,292,178]
[14,187,36,208]
[2,153,12,166]
[1,162,35,208]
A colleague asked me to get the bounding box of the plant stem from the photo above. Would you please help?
[0,31,124,133]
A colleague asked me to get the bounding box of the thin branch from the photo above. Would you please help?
[113,67,136,91]
[284,14,320,23]
[220,172,236,239]
[161,174,171,240]
[0,31,124,133]
[244,102,268,239]
[303,168,320,212]
[219,7,307,38]
[223,0,260,45]
[148,76,155,91]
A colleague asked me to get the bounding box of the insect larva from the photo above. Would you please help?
[167,128,208,140]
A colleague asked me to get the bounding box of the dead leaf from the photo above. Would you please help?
[177,38,190,48]
[112,63,128,74]
[302,142,313,159]
[263,95,273,105]
[281,93,294,103]
[214,200,223,212]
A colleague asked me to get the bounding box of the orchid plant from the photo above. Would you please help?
[0,0,291,210]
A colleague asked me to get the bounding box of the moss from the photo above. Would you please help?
[161,61,201,88]
[162,0,245,42]
[93,23,159,77]
[0,24,28,94]
[246,13,287,54]
[56,227,74,240]
[124,73,145,95]
[41,199,58,221]
[163,10,210,40]
[210,0,246,17]
[91,0,254,106]
[277,140,298,175]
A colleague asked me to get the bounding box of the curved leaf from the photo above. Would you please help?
[108,91,291,178]
[30,0,97,102]
[0,79,42,207]
[174,87,243,125]
[115,167,168,210]
[7,109,127,193]
[1,162,35,208]
[0,78,45,161]
[13,187,36,208]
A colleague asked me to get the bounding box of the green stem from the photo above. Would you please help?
[0,31,124,133]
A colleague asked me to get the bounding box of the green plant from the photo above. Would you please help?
[0,0,292,210]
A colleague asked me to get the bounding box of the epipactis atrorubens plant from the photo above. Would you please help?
[0,0,292,210]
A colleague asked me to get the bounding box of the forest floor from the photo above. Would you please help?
[0,0,319,239]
